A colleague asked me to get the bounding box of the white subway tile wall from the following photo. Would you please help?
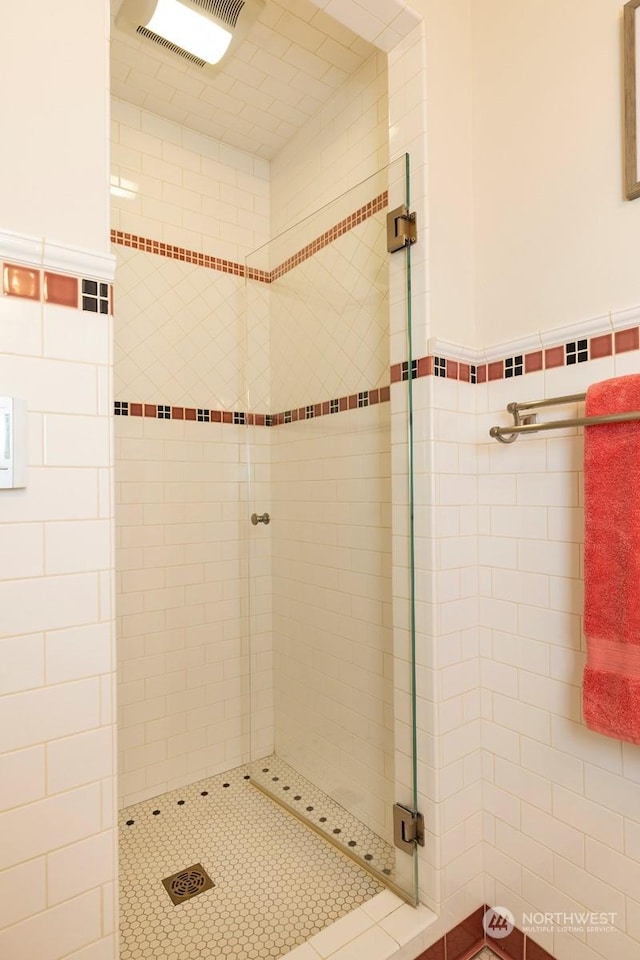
[116,416,271,806]
[411,373,484,927]
[270,51,388,236]
[0,278,116,960]
[480,353,640,960]
[111,100,271,262]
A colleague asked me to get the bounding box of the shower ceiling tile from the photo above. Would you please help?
[110,0,377,159]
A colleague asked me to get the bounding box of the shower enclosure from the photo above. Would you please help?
[113,153,420,957]
[244,156,419,904]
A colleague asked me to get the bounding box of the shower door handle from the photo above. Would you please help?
[251,512,270,525]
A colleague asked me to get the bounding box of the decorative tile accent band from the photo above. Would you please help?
[388,326,640,387]
[115,402,260,425]
[1,261,114,314]
[109,232,268,282]
[109,191,388,285]
[471,329,638,382]
[113,385,392,426]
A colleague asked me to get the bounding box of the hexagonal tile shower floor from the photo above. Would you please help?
[119,762,384,959]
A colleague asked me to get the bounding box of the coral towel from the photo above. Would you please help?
[583,373,640,743]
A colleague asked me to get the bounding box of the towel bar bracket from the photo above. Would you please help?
[492,405,539,444]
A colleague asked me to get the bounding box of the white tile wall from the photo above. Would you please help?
[112,100,276,806]
[270,51,388,236]
[480,352,640,959]
[0,268,116,960]
[405,370,483,924]
[116,416,267,806]
[111,101,270,261]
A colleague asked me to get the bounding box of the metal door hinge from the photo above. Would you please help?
[393,802,425,854]
[387,205,417,253]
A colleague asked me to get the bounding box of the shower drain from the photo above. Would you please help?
[162,863,214,904]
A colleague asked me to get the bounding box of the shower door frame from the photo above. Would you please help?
[243,155,419,905]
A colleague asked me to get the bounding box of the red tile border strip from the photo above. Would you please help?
[525,350,543,373]
[44,272,78,307]
[109,192,388,285]
[525,940,555,960]
[589,333,612,359]
[114,384,395,428]
[544,345,564,369]
[415,907,557,960]
[1,261,112,313]
[615,326,639,353]
[403,326,640,387]
[488,360,504,381]
[3,263,40,300]
[417,937,444,960]
[109,232,261,281]
[444,905,485,960]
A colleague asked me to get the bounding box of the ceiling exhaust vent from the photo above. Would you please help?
[117,0,264,70]
[135,25,207,67]
[186,0,245,28]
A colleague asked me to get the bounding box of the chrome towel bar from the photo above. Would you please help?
[490,392,640,443]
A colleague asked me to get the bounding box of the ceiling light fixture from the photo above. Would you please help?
[146,0,231,64]
[116,0,264,70]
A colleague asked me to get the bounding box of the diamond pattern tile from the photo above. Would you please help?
[114,247,248,410]
[268,214,389,411]
[119,763,383,960]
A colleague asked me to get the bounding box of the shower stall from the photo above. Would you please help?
[114,155,419,955]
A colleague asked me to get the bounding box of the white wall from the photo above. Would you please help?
[422,0,476,352]
[0,3,116,959]
[0,2,111,254]
[472,0,640,347]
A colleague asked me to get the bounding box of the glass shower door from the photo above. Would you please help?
[244,157,418,904]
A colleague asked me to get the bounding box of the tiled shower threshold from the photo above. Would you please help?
[119,762,437,960]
